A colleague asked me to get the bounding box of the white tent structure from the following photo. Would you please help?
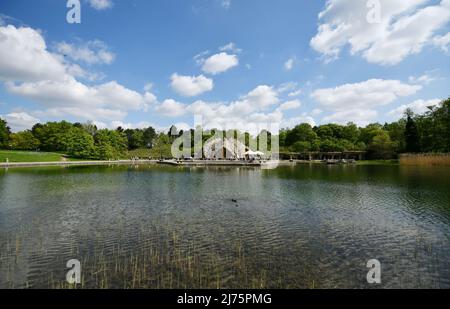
[197,137,248,159]
[244,150,265,159]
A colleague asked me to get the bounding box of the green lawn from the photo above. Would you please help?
[0,150,66,163]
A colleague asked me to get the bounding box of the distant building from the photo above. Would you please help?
[197,137,249,159]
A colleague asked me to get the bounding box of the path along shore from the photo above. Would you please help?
[0,159,299,169]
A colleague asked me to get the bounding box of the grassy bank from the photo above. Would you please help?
[0,150,68,163]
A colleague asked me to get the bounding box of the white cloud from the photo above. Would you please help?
[36,106,126,121]
[242,85,279,109]
[193,50,210,65]
[0,24,156,123]
[156,99,186,117]
[170,73,214,97]
[312,79,422,125]
[323,109,378,126]
[277,82,298,93]
[143,83,153,92]
[388,99,442,119]
[110,120,157,130]
[56,40,115,65]
[284,58,295,71]
[202,52,239,75]
[311,79,422,110]
[221,0,231,9]
[311,0,450,65]
[311,108,323,116]
[278,100,302,111]
[0,25,67,82]
[7,78,145,111]
[433,32,450,52]
[184,85,284,134]
[278,82,302,97]
[283,115,316,128]
[1,112,40,132]
[408,74,437,85]
[219,42,242,53]
[88,0,113,10]
[288,89,302,97]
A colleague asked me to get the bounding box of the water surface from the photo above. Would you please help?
[0,164,449,288]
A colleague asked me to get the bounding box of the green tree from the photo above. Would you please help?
[125,129,145,150]
[0,118,11,149]
[31,121,73,151]
[152,133,172,158]
[404,109,421,153]
[291,141,311,153]
[368,131,396,159]
[93,129,127,160]
[342,123,360,144]
[63,127,95,158]
[285,124,317,147]
[143,127,157,148]
[9,131,40,150]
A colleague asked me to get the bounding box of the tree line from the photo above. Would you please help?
[279,97,450,159]
[0,121,157,160]
[0,97,448,160]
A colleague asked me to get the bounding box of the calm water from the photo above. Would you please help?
[0,164,449,289]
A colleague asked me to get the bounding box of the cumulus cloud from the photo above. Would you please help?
[170,74,214,97]
[311,0,450,65]
[1,112,40,132]
[201,52,239,75]
[156,99,187,117]
[283,115,316,128]
[0,24,156,122]
[88,0,113,10]
[311,79,422,125]
[277,100,302,111]
[7,79,146,111]
[323,109,378,127]
[241,85,279,109]
[388,99,442,119]
[183,85,284,134]
[56,40,115,65]
[312,79,421,110]
[0,25,67,82]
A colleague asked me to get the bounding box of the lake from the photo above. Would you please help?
[1,164,449,288]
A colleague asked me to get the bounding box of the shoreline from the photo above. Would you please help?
[0,160,158,169]
[0,159,401,169]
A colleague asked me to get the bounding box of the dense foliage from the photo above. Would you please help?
[0,120,156,160]
[279,98,450,158]
[0,98,448,160]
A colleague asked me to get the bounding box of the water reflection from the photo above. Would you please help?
[0,164,449,288]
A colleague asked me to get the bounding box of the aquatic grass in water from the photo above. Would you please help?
[1,164,450,288]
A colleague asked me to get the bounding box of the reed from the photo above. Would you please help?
[399,153,450,166]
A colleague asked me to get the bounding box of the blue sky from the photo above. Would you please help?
[0,0,449,132]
